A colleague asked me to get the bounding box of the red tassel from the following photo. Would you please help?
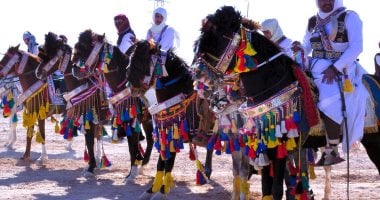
[270,161,274,177]
[214,138,222,151]
[229,139,235,152]
[84,149,89,162]
[277,143,287,159]
[161,129,167,145]
[239,135,245,147]
[131,104,137,117]
[288,161,298,176]
[248,147,256,158]
[102,155,112,167]
[301,190,308,200]
[116,114,122,125]
[189,145,196,161]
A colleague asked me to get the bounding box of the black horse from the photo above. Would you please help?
[192,6,380,200]
[72,29,155,181]
[128,40,213,199]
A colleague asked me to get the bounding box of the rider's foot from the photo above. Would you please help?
[315,151,345,166]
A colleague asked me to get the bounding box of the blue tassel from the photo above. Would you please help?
[165,146,171,159]
[307,148,314,163]
[220,132,229,141]
[12,114,18,123]
[184,119,189,133]
[167,127,173,141]
[126,124,132,136]
[154,140,160,151]
[2,95,7,104]
[86,110,94,122]
[234,138,240,151]
[206,135,216,151]
[215,150,222,155]
[244,55,256,69]
[225,141,231,154]
[289,175,297,186]
[156,78,164,89]
[293,111,301,123]
[63,128,69,139]
[179,138,184,149]
[124,109,130,121]
[245,146,250,156]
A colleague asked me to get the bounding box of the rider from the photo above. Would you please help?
[146,7,179,52]
[297,0,369,166]
[261,18,313,200]
[114,14,136,55]
[23,31,39,55]
[139,7,181,200]
[374,41,380,77]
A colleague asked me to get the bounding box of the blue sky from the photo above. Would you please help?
[1,0,379,73]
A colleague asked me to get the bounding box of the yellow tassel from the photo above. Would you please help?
[231,119,238,134]
[32,112,38,126]
[45,101,50,113]
[243,40,257,56]
[262,195,274,200]
[152,171,164,193]
[38,105,46,119]
[169,141,175,152]
[35,131,44,144]
[163,172,174,194]
[343,78,354,92]
[103,64,109,73]
[173,124,180,139]
[267,138,279,148]
[308,164,317,179]
[27,128,33,138]
[85,120,90,130]
[7,91,13,101]
[55,122,60,134]
[240,180,250,199]
[213,119,219,133]
[134,159,142,166]
[233,176,241,197]
[286,137,296,151]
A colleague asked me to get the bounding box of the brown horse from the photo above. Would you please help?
[0,44,66,162]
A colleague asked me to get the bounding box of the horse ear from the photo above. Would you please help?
[15,44,20,50]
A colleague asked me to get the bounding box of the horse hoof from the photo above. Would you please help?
[150,192,166,200]
[20,156,30,161]
[82,170,95,177]
[124,166,139,183]
[138,191,153,200]
[139,165,149,175]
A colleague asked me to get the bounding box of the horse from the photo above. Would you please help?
[192,6,380,200]
[126,39,212,200]
[71,29,156,180]
[0,44,67,163]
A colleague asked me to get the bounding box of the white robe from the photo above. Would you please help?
[302,11,369,152]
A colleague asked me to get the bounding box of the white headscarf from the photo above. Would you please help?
[261,18,284,43]
[316,0,344,19]
[23,31,38,54]
[150,7,167,34]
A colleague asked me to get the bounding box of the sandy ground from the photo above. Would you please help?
[0,114,380,200]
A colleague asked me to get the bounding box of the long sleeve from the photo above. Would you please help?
[333,11,363,72]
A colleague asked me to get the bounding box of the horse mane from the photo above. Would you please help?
[127,40,154,88]
[73,29,106,62]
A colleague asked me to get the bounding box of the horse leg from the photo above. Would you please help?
[205,148,214,179]
[141,119,154,166]
[37,119,48,163]
[361,132,380,175]
[21,126,34,161]
[139,154,167,200]
[125,131,140,183]
[323,165,332,200]
[231,151,241,200]
[5,105,18,149]
[239,151,250,200]
[83,123,96,176]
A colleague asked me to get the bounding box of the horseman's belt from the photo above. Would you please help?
[152,92,197,121]
[312,50,342,60]
[238,82,300,118]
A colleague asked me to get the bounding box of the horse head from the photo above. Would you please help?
[36,32,73,79]
[193,6,296,111]
[0,44,42,79]
[72,29,108,79]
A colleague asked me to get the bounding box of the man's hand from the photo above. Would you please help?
[322,65,340,84]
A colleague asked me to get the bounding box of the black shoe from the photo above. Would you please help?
[315,151,345,166]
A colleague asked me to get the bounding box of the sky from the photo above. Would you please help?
[0,0,379,73]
